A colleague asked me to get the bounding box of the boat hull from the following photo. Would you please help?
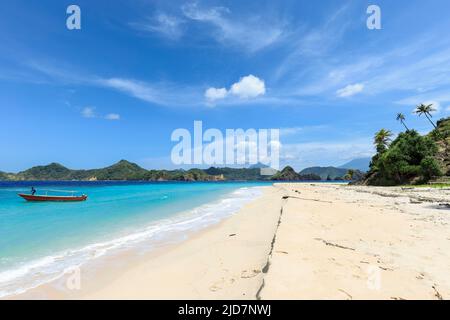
[18,194,88,202]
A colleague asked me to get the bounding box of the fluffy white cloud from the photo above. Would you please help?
[336,83,364,97]
[105,113,120,120]
[204,75,266,104]
[230,75,266,99]
[81,107,95,118]
[204,87,228,102]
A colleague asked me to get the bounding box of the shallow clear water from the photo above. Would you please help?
[0,181,270,297]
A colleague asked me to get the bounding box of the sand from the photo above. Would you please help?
[261,184,450,300]
[81,186,285,299]
[11,183,450,300]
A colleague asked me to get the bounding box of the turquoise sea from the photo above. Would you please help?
[0,181,269,297]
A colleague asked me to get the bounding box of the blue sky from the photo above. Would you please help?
[1,0,450,172]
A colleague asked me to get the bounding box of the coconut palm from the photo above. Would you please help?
[374,129,393,153]
[396,113,409,131]
[414,104,437,129]
[345,169,355,181]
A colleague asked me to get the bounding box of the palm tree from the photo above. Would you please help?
[414,104,437,129]
[396,113,409,131]
[345,169,355,181]
[374,129,393,153]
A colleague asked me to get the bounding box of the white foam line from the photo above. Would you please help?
[0,186,263,298]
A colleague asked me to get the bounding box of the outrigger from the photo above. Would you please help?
[18,189,88,202]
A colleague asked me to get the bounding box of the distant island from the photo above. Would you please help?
[0,160,363,182]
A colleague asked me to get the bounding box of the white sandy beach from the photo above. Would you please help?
[12,183,450,300]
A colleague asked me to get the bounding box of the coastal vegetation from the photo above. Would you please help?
[363,110,449,186]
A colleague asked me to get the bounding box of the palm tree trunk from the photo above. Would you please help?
[425,113,437,129]
[401,121,409,131]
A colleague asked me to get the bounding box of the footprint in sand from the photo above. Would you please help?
[209,276,236,292]
[241,269,261,279]
[209,279,224,292]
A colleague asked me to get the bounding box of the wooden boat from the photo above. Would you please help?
[18,193,88,202]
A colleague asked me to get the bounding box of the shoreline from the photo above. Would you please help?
[5,185,273,299]
[79,185,285,299]
[0,186,262,299]
[7,183,450,299]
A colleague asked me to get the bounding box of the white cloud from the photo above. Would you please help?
[105,113,120,120]
[81,107,120,121]
[279,125,328,137]
[81,107,96,118]
[287,35,450,101]
[98,78,161,104]
[97,77,205,107]
[205,87,228,102]
[230,75,266,99]
[204,75,266,104]
[423,101,441,114]
[181,3,283,52]
[399,98,443,114]
[274,4,352,80]
[131,13,184,39]
[336,83,364,97]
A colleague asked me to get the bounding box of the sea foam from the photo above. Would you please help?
[0,186,263,298]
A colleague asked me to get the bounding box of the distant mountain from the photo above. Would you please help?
[16,163,75,180]
[271,166,301,181]
[1,161,358,182]
[271,166,322,181]
[299,166,352,180]
[248,163,269,169]
[92,160,148,180]
[338,158,371,172]
[1,161,228,182]
[0,171,11,180]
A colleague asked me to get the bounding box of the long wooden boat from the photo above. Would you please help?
[18,193,88,202]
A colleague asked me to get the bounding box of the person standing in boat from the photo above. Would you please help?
[31,187,36,195]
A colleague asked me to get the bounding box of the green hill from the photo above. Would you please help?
[271,166,302,181]
[1,162,360,182]
[91,160,148,180]
[4,161,227,182]
[0,171,11,180]
[16,163,75,180]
